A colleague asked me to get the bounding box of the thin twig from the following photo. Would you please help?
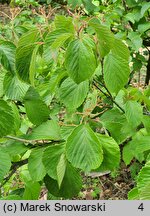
[93,80,125,113]
[4,135,65,146]
[0,159,28,189]
[4,135,36,144]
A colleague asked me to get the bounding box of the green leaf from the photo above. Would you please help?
[124,100,143,128]
[100,109,135,144]
[123,135,150,165]
[59,77,89,110]
[29,45,39,86]
[65,39,97,83]
[128,32,142,52]
[139,183,150,200]
[68,0,82,9]
[96,134,120,171]
[112,38,130,61]
[83,89,98,113]
[50,33,72,50]
[66,124,103,172]
[9,102,21,132]
[0,41,16,73]
[45,29,68,46]
[104,53,130,94]
[1,195,22,200]
[60,125,76,140]
[0,72,5,97]
[54,15,75,34]
[44,162,82,198]
[27,120,61,141]
[43,29,68,63]
[43,144,65,180]
[16,30,40,83]
[3,140,28,158]
[0,100,14,137]
[3,73,29,101]
[137,161,150,200]
[0,149,11,182]
[89,19,114,57]
[128,188,140,200]
[57,153,66,188]
[141,2,150,17]
[142,115,150,133]
[28,148,46,182]
[24,87,50,125]
[138,22,150,34]
[23,181,41,200]
[82,0,98,13]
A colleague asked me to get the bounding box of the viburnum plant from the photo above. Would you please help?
[0,6,150,200]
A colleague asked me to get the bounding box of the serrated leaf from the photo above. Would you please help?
[44,162,82,198]
[89,19,114,57]
[0,100,14,137]
[16,30,40,83]
[142,115,150,133]
[60,125,76,140]
[66,124,103,172]
[50,33,72,50]
[141,2,150,17]
[0,149,11,182]
[83,89,98,113]
[128,188,139,200]
[27,120,61,141]
[43,144,65,180]
[23,181,40,200]
[65,39,97,83]
[9,102,21,132]
[104,53,130,94]
[82,0,98,13]
[0,72,5,97]
[3,140,28,158]
[137,161,150,200]
[28,148,46,182]
[57,153,66,188]
[59,77,89,110]
[24,87,50,125]
[29,45,39,86]
[125,100,143,128]
[68,0,82,9]
[4,73,29,101]
[123,136,150,165]
[138,22,150,34]
[43,29,67,63]
[54,15,75,34]
[100,109,135,144]
[1,195,22,200]
[128,32,142,52]
[112,38,130,61]
[0,41,16,73]
[96,134,120,171]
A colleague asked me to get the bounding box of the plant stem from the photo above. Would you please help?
[93,80,125,113]
[4,135,36,144]
[4,135,65,146]
[0,159,28,189]
[94,58,125,113]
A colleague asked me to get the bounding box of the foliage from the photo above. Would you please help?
[0,0,149,200]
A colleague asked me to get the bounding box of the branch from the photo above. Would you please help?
[4,135,36,144]
[93,80,125,113]
[122,0,128,12]
[0,159,28,189]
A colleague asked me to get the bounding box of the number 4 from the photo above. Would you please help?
[138,203,144,211]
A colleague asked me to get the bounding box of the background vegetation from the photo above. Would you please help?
[0,0,149,200]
